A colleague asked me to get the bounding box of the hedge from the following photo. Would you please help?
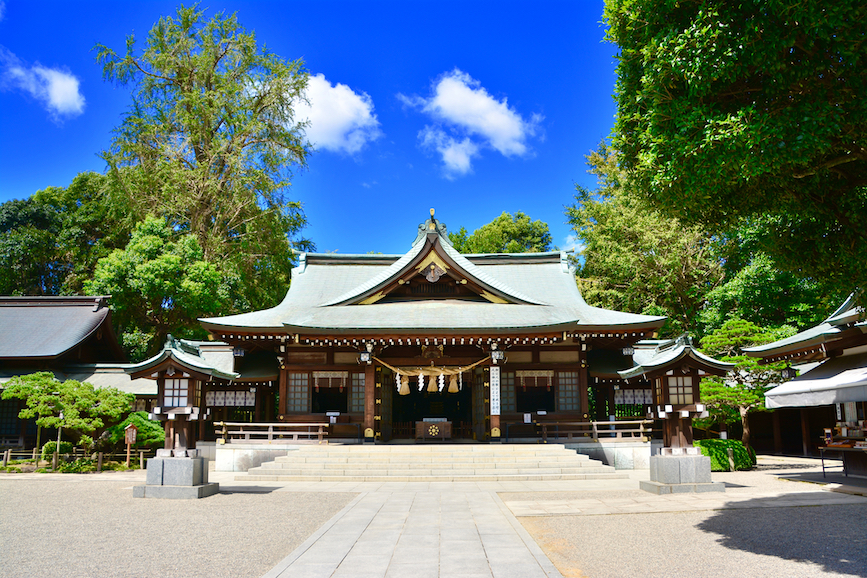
[693,439,756,471]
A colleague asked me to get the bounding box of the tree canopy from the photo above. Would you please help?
[699,319,792,451]
[95,5,313,309]
[449,211,552,254]
[0,173,129,296]
[84,216,226,360]
[1,372,133,445]
[567,143,723,336]
[604,0,867,301]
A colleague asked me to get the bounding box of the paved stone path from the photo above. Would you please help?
[261,489,562,578]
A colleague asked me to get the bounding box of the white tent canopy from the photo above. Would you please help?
[765,352,867,409]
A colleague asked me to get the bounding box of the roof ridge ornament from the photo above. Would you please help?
[412,208,452,247]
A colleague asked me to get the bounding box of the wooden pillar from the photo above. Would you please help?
[578,351,589,419]
[364,363,376,433]
[278,367,288,418]
[254,386,262,422]
[772,411,782,454]
[800,408,811,456]
[164,421,174,450]
[198,382,208,441]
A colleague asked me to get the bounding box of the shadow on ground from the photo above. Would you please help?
[697,498,867,577]
[219,485,280,494]
[754,462,836,472]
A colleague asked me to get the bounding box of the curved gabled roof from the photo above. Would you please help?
[125,337,238,381]
[619,336,734,381]
[200,212,666,336]
[744,294,866,359]
[0,296,122,360]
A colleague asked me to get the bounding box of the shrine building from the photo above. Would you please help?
[136,209,672,446]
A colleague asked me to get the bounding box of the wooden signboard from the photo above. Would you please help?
[125,424,138,467]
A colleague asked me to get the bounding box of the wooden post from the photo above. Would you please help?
[97,452,103,472]
[2,449,8,468]
[578,350,589,419]
[364,363,376,433]
[278,366,288,417]
[800,408,811,456]
[772,411,782,454]
[140,451,144,470]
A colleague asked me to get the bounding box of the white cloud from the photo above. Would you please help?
[399,69,542,176]
[0,2,6,22]
[296,73,381,154]
[419,126,478,178]
[0,47,85,121]
[562,234,584,254]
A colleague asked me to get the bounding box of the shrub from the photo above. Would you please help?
[693,439,755,471]
[104,412,165,450]
[41,441,74,461]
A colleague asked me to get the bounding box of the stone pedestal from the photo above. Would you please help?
[640,452,724,494]
[133,455,219,499]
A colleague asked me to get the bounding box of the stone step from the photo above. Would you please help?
[247,466,617,476]
[234,443,617,482]
[270,455,589,464]
[239,472,629,482]
[257,458,600,469]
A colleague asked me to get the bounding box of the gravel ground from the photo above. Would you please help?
[510,457,867,578]
[521,504,867,578]
[0,477,356,578]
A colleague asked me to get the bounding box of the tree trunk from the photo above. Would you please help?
[740,406,751,453]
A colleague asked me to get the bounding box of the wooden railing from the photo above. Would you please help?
[505,419,653,443]
[214,421,331,443]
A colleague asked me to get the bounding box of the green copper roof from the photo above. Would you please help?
[744,294,866,358]
[200,213,666,335]
[125,336,239,381]
[619,336,734,381]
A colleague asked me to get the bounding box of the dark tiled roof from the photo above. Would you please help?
[0,296,114,359]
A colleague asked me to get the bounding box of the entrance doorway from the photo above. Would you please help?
[388,372,474,439]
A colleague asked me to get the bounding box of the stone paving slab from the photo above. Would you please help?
[262,489,562,578]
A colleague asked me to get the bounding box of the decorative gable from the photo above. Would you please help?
[334,210,540,306]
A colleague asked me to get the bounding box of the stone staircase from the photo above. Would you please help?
[238,443,627,482]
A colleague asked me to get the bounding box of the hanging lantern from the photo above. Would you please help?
[399,375,410,396]
[448,374,459,393]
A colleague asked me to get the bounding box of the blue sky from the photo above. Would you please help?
[0,0,617,255]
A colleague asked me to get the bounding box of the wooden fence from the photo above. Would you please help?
[505,419,654,442]
[214,421,332,443]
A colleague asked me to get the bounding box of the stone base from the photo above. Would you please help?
[639,480,725,494]
[642,453,724,494]
[133,483,220,499]
[134,456,217,499]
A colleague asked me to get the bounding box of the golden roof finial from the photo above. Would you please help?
[430,208,435,217]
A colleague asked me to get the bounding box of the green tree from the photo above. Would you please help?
[103,411,165,451]
[698,251,845,334]
[0,173,130,296]
[32,172,132,294]
[0,198,63,295]
[95,5,313,309]
[449,212,552,254]
[699,319,791,452]
[1,372,133,448]
[604,0,867,302]
[85,216,226,360]
[567,143,723,336]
